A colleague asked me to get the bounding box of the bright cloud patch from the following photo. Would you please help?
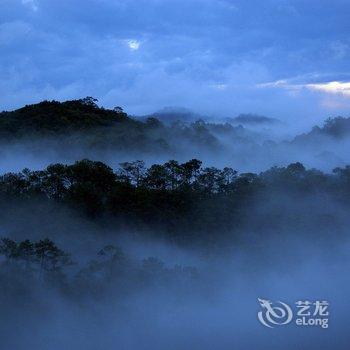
[307,81,350,96]
[259,80,350,97]
[126,40,141,51]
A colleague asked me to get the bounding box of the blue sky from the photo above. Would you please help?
[1,0,350,125]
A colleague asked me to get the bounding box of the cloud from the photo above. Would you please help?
[21,0,38,12]
[1,0,350,125]
[258,79,350,98]
[126,39,141,51]
[307,81,350,97]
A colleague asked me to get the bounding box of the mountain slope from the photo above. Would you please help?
[0,97,131,135]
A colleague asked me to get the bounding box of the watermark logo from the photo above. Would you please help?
[257,298,293,328]
[258,298,329,329]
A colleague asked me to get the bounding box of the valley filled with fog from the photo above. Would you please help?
[0,99,349,349]
[2,0,350,348]
[1,99,350,173]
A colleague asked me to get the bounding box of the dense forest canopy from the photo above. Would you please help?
[1,158,349,245]
[0,97,131,135]
[0,236,197,299]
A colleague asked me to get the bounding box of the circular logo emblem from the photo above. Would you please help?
[258,298,293,328]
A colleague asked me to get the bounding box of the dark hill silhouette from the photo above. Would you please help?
[293,116,350,144]
[0,97,131,135]
[226,114,281,125]
[139,107,204,124]
[2,98,350,171]
[0,98,222,156]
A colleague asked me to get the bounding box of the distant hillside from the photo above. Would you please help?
[293,116,350,144]
[226,114,281,125]
[0,98,226,156]
[317,117,350,138]
[0,97,131,136]
[1,98,350,171]
[140,107,205,124]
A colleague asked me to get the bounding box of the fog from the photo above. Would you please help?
[3,252,348,350]
[0,104,349,349]
[1,222,348,349]
[1,114,350,174]
[0,173,349,349]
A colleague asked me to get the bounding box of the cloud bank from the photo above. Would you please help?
[0,0,350,126]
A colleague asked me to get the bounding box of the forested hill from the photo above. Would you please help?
[1,158,349,244]
[293,116,350,143]
[2,98,350,141]
[2,98,350,171]
[0,97,224,156]
[0,97,133,135]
